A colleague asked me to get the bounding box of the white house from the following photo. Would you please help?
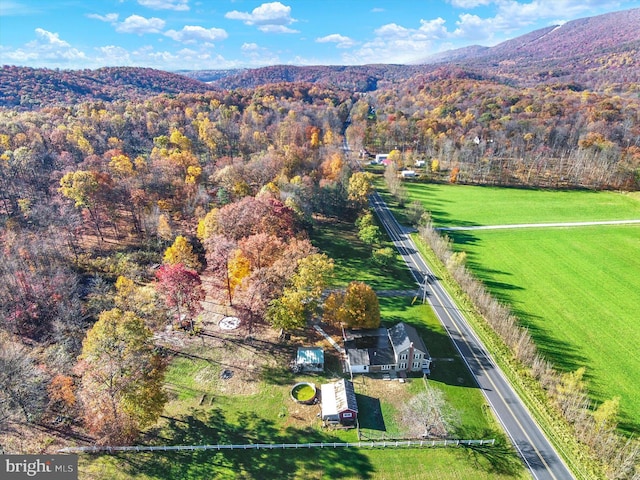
[375,153,389,164]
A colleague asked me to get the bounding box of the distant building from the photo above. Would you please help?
[375,153,389,164]
[295,347,324,372]
[415,160,426,168]
[401,170,416,178]
[321,378,358,425]
[344,322,431,375]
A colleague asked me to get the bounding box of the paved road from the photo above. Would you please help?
[370,191,575,480]
[439,219,640,231]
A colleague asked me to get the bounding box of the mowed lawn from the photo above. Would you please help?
[406,183,640,433]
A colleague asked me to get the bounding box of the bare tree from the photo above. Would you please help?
[399,386,459,439]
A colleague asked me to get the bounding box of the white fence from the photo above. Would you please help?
[59,438,495,454]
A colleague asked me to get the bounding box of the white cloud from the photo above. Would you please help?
[257,24,299,33]
[452,13,494,40]
[0,1,41,15]
[164,25,228,44]
[316,34,356,48]
[448,0,492,7]
[137,0,189,11]
[419,17,448,39]
[116,15,165,34]
[241,42,259,51]
[225,2,298,33]
[87,13,119,23]
[1,28,87,65]
[96,45,133,65]
[34,28,71,47]
[488,0,623,31]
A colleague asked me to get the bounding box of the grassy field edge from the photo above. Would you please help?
[410,232,603,480]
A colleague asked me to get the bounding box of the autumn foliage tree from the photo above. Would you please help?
[155,263,205,330]
[323,281,380,329]
[163,235,201,270]
[77,308,167,445]
[266,253,334,331]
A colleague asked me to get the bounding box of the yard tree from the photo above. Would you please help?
[163,235,201,270]
[228,249,251,296]
[155,263,205,330]
[323,281,380,329]
[237,233,285,270]
[266,289,307,331]
[387,149,402,168]
[290,253,335,308]
[372,247,395,268]
[355,211,375,229]
[266,253,333,331]
[399,387,459,438]
[77,308,167,445]
[205,234,237,305]
[114,276,162,327]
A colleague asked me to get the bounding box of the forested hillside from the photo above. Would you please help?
[0,66,214,108]
[347,74,640,189]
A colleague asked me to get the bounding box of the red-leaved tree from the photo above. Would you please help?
[155,263,205,330]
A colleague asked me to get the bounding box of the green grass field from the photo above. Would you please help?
[405,183,640,227]
[405,183,640,433]
[311,217,417,290]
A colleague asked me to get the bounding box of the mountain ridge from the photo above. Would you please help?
[1,8,638,109]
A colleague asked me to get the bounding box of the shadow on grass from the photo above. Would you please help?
[356,394,386,431]
[259,365,295,386]
[457,429,524,477]
[118,408,374,480]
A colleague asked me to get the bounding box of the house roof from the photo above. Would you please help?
[345,328,395,367]
[321,379,358,417]
[388,322,429,357]
[296,347,324,365]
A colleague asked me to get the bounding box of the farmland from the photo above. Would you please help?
[405,183,640,433]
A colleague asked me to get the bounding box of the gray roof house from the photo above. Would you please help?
[345,322,431,375]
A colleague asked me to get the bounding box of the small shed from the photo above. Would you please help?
[296,347,324,372]
[321,379,358,425]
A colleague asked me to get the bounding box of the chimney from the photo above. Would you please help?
[408,342,414,372]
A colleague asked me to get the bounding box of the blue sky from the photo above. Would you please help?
[1,0,639,71]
